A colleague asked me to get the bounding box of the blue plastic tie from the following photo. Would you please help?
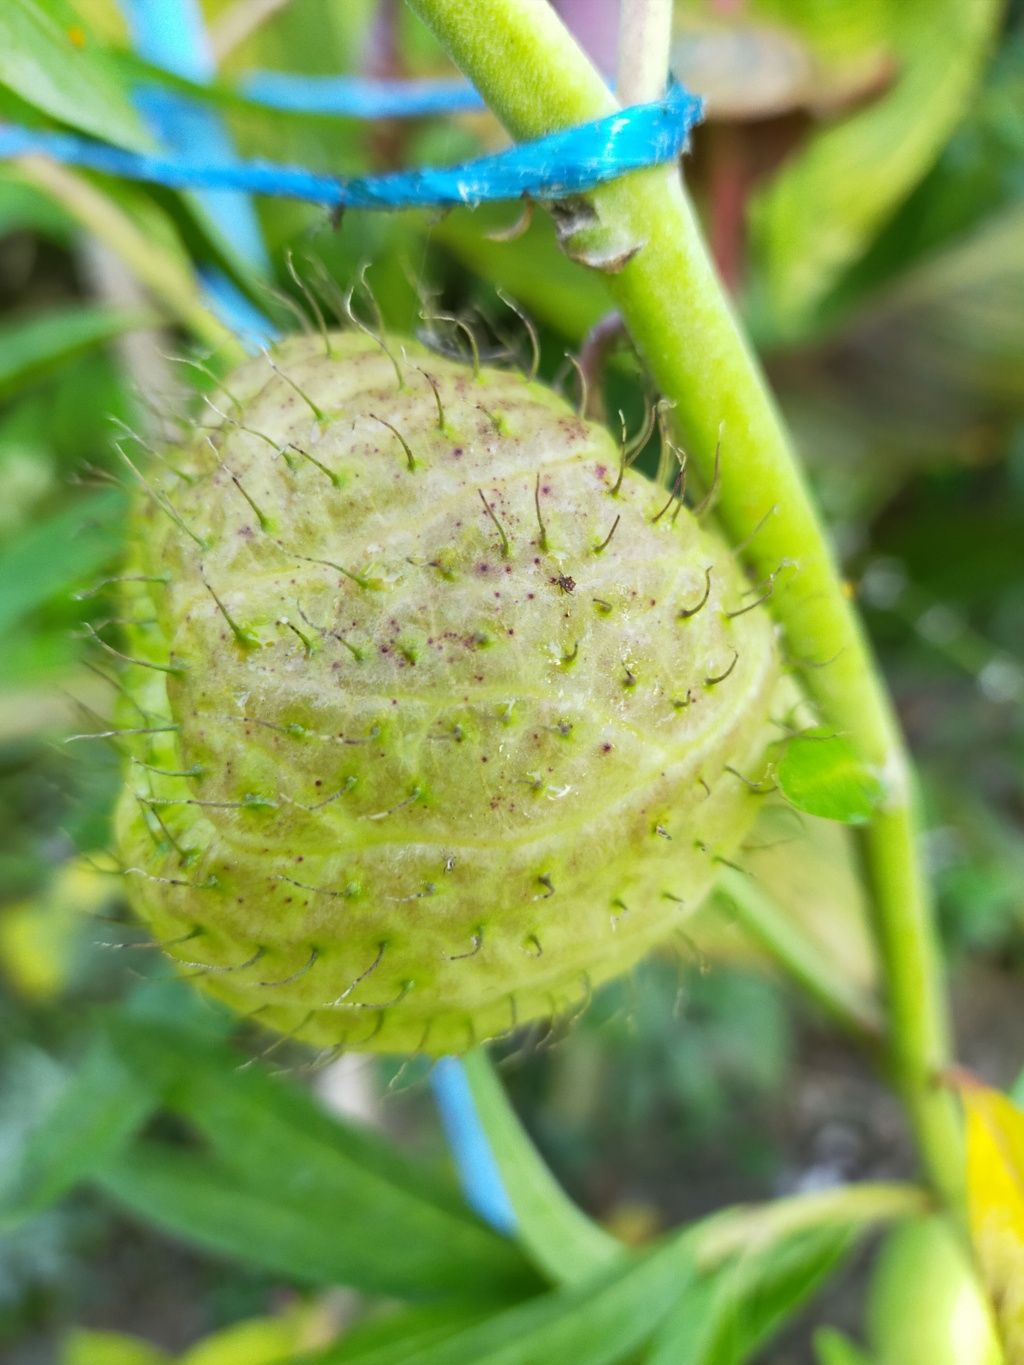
[431,1057,517,1235]
[0,84,702,209]
[240,71,486,118]
[198,265,277,348]
[120,0,270,273]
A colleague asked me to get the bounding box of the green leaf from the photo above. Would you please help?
[0,305,150,403]
[295,1305,490,1365]
[96,1143,393,1292]
[777,727,885,824]
[0,0,147,150]
[645,1227,851,1365]
[2,1035,159,1226]
[312,1225,701,1365]
[100,1016,538,1301]
[95,1141,527,1301]
[814,1327,878,1365]
[461,1050,623,1284]
[0,489,125,639]
[751,0,1002,336]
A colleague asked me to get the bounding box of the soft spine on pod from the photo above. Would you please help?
[114,332,779,1055]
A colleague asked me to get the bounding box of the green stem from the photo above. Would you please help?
[464,1051,928,1288]
[694,1181,932,1270]
[716,867,885,1050]
[462,1050,623,1284]
[408,0,963,1215]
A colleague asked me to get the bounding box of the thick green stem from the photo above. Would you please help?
[407,0,963,1214]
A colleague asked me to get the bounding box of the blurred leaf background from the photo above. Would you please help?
[0,1,1023,1362]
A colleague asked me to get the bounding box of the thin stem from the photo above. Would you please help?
[14,157,243,363]
[461,1050,623,1283]
[616,0,673,106]
[695,1182,932,1270]
[407,0,963,1217]
[716,867,885,1050]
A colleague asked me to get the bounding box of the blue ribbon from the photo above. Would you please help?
[240,71,487,118]
[0,84,702,209]
[119,0,270,273]
[430,1057,517,1235]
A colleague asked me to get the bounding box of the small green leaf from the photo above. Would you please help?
[0,0,147,150]
[777,728,885,824]
[0,306,150,403]
[2,1035,159,1226]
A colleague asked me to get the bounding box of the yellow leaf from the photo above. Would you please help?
[0,853,119,1000]
[179,1299,341,1365]
[963,1082,1024,1362]
[61,1327,172,1365]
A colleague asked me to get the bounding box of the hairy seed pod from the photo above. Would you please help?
[115,333,778,1054]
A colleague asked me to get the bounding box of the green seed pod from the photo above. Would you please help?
[115,333,778,1054]
[868,1216,1004,1365]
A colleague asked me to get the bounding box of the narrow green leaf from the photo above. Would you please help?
[752,0,1002,335]
[96,1143,418,1294]
[461,1050,623,1284]
[777,727,885,824]
[0,305,150,403]
[308,1305,492,1365]
[645,1227,851,1365]
[312,1226,700,1365]
[0,489,125,638]
[2,1036,159,1226]
[711,1228,851,1364]
[0,0,147,150]
[102,1017,538,1301]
